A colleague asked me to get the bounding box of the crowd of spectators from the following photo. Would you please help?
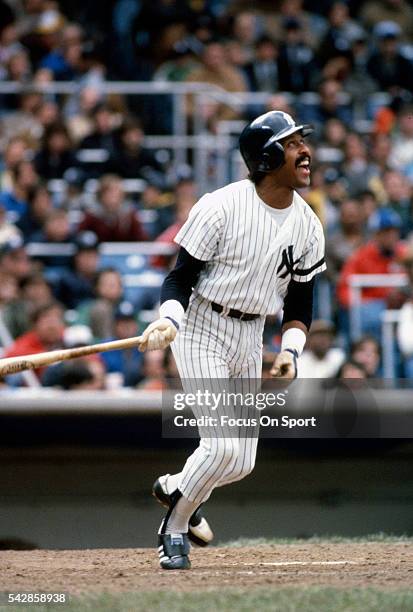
[1,0,413,388]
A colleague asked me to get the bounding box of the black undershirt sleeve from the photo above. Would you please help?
[282,277,315,331]
[160,247,206,311]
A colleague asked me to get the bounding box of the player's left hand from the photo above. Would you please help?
[270,349,298,379]
[137,318,177,352]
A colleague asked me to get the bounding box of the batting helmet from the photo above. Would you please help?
[239,111,313,174]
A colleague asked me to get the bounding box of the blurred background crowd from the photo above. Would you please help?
[1,0,413,389]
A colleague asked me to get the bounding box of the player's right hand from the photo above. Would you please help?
[137,318,177,352]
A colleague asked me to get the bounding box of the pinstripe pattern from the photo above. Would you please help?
[171,294,263,504]
[169,179,326,505]
[175,180,326,314]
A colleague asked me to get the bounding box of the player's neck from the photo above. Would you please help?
[255,181,293,209]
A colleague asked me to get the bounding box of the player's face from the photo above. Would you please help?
[277,134,312,188]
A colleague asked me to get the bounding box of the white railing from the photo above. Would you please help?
[26,241,177,258]
[349,274,407,340]
[0,81,386,193]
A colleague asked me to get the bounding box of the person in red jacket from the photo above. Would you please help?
[79,174,147,242]
[337,207,407,338]
[4,301,65,380]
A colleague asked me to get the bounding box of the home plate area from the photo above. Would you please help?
[0,541,411,595]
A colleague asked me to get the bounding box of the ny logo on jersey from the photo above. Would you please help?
[277,245,301,279]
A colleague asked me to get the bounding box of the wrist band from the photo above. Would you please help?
[165,316,179,330]
[281,327,307,357]
[160,299,185,326]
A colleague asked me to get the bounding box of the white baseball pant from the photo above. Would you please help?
[170,294,265,505]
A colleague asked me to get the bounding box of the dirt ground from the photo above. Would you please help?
[0,542,412,595]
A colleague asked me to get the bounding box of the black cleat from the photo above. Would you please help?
[152,475,214,547]
[158,533,191,570]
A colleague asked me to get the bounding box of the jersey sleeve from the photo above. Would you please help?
[292,215,327,283]
[174,194,224,261]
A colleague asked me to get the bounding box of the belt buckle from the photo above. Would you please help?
[221,305,231,318]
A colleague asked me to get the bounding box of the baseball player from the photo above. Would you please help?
[139,111,326,569]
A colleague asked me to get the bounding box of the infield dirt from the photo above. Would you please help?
[1,541,412,595]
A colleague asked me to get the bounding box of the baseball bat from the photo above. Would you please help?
[0,335,144,376]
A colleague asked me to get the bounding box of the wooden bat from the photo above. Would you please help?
[0,335,144,376]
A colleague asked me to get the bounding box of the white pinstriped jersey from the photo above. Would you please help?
[174,179,326,316]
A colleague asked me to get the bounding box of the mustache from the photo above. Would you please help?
[295,155,311,167]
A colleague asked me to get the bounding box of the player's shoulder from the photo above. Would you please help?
[208,179,253,202]
[194,179,252,214]
[293,191,324,232]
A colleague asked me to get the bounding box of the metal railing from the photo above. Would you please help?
[349,274,408,340]
[381,309,401,380]
[0,81,389,193]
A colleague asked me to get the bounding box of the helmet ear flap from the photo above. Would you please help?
[260,139,285,172]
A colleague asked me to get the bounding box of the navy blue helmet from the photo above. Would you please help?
[239,111,313,174]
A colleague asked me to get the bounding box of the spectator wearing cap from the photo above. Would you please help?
[100,300,144,387]
[360,0,413,42]
[337,207,408,337]
[3,301,65,380]
[34,122,76,180]
[0,160,38,224]
[297,320,345,378]
[366,22,413,92]
[277,17,317,93]
[53,231,99,309]
[76,267,123,340]
[79,174,147,242]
